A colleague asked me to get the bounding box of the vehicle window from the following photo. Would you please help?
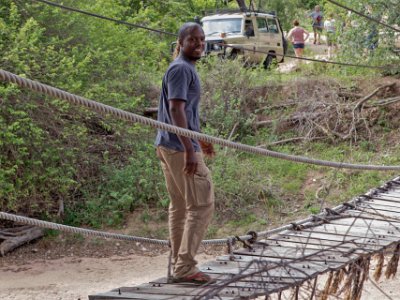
[257,18,268,33]
[202,18,242,36]
[266,19,279,33]
[244,19,255,36]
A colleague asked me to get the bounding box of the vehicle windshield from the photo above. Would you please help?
[202,18,242,36]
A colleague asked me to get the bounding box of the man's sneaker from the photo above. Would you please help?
[173,271,216,285]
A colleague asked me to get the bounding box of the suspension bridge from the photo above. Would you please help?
[1,69,400,299]
[1,1,400,299]
[84,176,400,300]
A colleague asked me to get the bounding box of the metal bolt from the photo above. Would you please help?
[118,289,121,295]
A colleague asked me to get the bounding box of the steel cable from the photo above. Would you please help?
[32,0,176,36]
[1,69,400,171]
[326,0,400,33]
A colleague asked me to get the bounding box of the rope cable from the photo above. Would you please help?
[222,44,391,69]
[0,178,398,247]
[30,0,395,70]
[326,0,400,33]
[1,69,400,171]
[31,0,176,36]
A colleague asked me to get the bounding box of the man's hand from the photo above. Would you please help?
[184,150,198,175]
[199,140,216,158]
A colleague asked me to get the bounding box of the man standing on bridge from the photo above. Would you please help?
[155,22,216,285]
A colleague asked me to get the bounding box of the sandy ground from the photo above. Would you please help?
[0,251,213,300]
[1,251,400,300]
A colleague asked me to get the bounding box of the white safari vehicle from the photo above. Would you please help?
[201,10,287,68]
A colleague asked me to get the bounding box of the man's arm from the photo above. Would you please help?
[169,99,198,175]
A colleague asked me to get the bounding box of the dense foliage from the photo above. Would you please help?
[0,0,399,231]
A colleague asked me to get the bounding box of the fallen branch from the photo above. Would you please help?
[0,226,44,256]
[365,96,400,108]
[354,83,396,111]
[255,113,319,127]
[255,101,298,112]
[257,136,325,148]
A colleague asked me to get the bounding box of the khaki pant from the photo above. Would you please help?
[156,146,215,278]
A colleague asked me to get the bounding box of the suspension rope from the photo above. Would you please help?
[2,177,399,246]
[31,0,395,70]
[223,44,391,69]
[0,211,247,245]
[1,69,400,171]
[326,0,400,33]
[32,0,176,36]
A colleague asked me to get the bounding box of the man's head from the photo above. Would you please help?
[315,5,320,12]
[177,22,205,62]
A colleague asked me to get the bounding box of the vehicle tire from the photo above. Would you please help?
[263,54,275,69]
[229,50,238,60]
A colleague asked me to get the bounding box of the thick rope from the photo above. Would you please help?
[2,177,399,246]
[1,69,400,171]
[0,211,249,246]
[0,211,169,245]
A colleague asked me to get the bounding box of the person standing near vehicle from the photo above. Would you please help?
[287,20,310,58]
[324,13,337,58]
[309,5,323,44]
[155,22,216,285]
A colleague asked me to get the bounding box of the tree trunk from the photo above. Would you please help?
[0,226,44,256]
[235,0,247,11]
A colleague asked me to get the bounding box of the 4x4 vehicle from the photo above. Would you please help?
[201,10,287,68]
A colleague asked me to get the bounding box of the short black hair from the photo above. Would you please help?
[178,22,203,42]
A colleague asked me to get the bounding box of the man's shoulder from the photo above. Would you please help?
[166,59,194,75]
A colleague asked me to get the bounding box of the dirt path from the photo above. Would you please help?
[0,251,213,300]
[1,252,400,300]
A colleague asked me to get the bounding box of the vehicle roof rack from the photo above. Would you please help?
[202,8,276,16]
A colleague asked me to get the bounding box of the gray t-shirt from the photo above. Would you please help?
[155,55,201,152]
[309,11,323,27]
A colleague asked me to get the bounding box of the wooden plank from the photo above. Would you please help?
[216,254,345,271]
[262,237,356,250]
[260,237,385,255]
[89,290,205,300]
[367,198,400,208]
[350,205,400,219]
[277,229,388,249]
[329,217,400,233]
[202,260,323,279]
[302,223,400,239]
[215,255,342,275]
[345,210,400,224]
[358,202,400,213]
[376,192,400,199]
[150,274,297,285]
[198,264,313,279]
[265,233,381,249]
[279,230,390,250]
[116,283,268,298]
[227,244,321,260]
